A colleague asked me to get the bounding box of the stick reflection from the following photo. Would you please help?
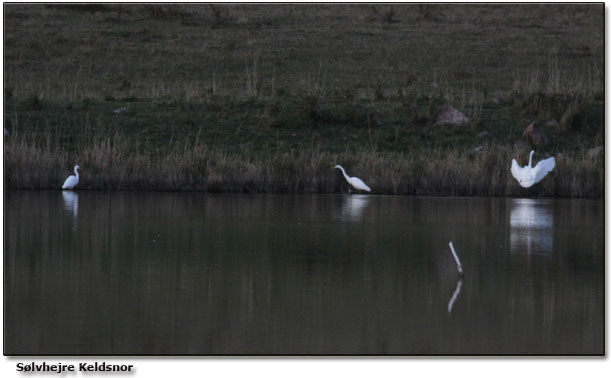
[448,278,463,314]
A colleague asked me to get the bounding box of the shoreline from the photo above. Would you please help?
[5,142,603,198]
[5,188,603,200]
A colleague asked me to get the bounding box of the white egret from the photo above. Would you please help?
[62,165,81,190]
[330,165,371,192]
[510,150,555,188]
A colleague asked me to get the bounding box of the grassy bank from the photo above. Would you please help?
[3,4,604,196]
[5,135,603,197]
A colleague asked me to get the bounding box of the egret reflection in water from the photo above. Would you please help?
[62,191,79,232]
[339,195,370,220]
[3,192,604,354]
[62,191,78,217]
[509,198,553,255]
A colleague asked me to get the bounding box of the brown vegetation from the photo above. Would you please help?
[4,136,603,197]
[3,4,604,196]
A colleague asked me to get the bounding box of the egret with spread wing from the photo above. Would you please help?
[331,165,371,193]
[511,151,555,188]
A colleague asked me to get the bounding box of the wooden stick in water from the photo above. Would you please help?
[449,241,464,277]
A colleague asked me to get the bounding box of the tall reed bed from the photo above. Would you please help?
[4,135,603,197]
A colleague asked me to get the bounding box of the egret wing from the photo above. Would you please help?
[350,177,371,192]
[532,157,555,184]
[511,159,528,183]
[62,175,78,189]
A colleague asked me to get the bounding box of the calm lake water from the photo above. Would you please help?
[4,191,604,355]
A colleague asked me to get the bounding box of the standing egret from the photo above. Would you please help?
[62,165,81,190]
[510,150,555,188]
[330,165,371,192]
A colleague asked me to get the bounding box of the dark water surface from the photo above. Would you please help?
[4,192,604,355]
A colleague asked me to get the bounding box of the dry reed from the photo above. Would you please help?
[4,136,603,197]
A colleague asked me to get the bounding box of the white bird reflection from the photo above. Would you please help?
[62,191,79,231]
[448,278,463,314]
[340,195,370,220]
[509,198,553,255]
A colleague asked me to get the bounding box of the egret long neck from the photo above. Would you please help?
[74,166,79,178]
[337,166,350,181]
[528,151,534,167]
